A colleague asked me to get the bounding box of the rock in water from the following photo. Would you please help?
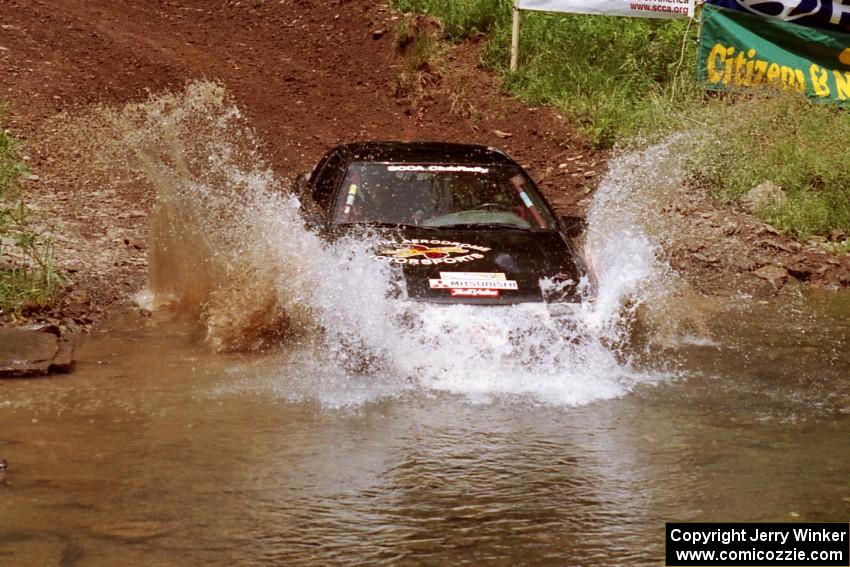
[753,264,789,288]
[0,327,75,377]
[742,181,786,213]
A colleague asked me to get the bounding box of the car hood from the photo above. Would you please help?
[371,227,583,305]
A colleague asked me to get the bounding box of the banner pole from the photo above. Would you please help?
[510,1,521,71]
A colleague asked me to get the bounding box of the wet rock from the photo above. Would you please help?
[763,224,782,236]
[753,264,788,288]
[693,252,719,264]
[21,322,61,336]
[759,239,799,253]
[742,181,785,212]
[117,210,146,220]
[66,301,89,315]
[0,329,56,376]
[371,29,386,40]
[127,238,146,250]
[780,276,805,296]
[66,289,89,304]
[787,261,814,282]
[682,238,704,253]
[829,228,846,242]
[734,256,759,271]
[0,327,74,377]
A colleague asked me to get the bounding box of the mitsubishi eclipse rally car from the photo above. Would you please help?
[294,141,591,313]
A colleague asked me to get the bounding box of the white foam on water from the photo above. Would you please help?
[209,149,676,408]
[112,82,680,408]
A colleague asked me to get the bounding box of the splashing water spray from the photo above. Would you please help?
[93,81,689,407]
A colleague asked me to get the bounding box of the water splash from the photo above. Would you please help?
[102,82,682,407]
[584,137,686,334]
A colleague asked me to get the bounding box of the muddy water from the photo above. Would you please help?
[6,86,848,565]
[2,291,849,566]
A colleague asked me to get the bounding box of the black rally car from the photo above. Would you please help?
[294,142,589,305]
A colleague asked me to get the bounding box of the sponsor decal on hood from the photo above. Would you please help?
[450,288,500,297]
[429,272,517,298]
[440,272,506,280]
[429,278,518,290]
[386,165,490,174]
[375,239,491,266]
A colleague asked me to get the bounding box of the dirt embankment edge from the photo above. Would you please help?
[0,0,847,353]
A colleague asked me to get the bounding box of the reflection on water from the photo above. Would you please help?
[5,87,850,564]
[1,291,849,566]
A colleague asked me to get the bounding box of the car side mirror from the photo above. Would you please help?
[293,172,310,200]
[559,215,586,238]
[293,172,323,230]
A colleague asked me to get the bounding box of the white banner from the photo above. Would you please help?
[517,0,694,19]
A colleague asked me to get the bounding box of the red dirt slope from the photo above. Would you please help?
[0,0,594,203]
[0,0,598,326]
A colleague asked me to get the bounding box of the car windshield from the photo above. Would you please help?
[333,162,558,230]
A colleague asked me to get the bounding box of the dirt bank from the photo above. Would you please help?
[0,0,847,332]
[1,0,600,329]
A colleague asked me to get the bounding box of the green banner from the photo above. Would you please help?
[698,3,850,103]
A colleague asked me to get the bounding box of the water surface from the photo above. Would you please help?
[2,291,849,566]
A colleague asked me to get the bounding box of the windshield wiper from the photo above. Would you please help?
[435,222,535,231]
[338,222,436,231]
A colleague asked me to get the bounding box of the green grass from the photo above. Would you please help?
[486,11,701,146]
[393,0,507,40]
[688,93,850,239]
[825,240,850,256]
[391,0,850,240]
[393,20,446,102]
[1,113,62,316]
[392,0,701,146]
[0,113,27,191]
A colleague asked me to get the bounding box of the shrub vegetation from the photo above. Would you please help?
[689,94,850,238]
[393,0,700,145]
[0,112,61,316]
[391,0,850,240]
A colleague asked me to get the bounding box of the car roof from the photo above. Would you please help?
[335,141,517,166]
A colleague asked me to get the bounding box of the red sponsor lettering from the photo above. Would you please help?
[450,288,500,297]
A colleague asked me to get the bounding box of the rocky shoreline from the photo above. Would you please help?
[0,324,74,377]
[1,0,848,376]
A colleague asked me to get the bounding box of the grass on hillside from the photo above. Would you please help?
[393,0,701,146]
[688,93,850,239]
[394,19,447,103]
[1,113,61,316]
[394,0,506,40]
[391,0,850,240]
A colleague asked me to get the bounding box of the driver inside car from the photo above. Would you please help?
[337,165,540,228]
